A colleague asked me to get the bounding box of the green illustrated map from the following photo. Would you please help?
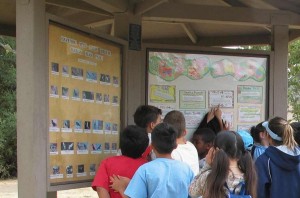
[148,52,266,82]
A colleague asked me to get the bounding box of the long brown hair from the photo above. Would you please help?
[268,117,298,150]
[204,131,257,198]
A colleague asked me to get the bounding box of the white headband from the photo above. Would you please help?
[262,121,283,141]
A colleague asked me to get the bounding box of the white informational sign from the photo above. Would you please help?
[147,50,268,138]
[238,105,262,123]
[182,110,207,129]
[221,111,234,129]
[208,90,234,108]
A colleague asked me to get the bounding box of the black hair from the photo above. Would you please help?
[151,123,177,154]
[205,131,257,198]
[192,127,215,144]
[250,122,265,143]
[197,114,222,134]
[120,125,149,158]
[163,110,186,138]
[133,105,162,128]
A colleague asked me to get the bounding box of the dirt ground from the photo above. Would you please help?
[0,179,98,198]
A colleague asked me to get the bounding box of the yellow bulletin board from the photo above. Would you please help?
[48,22,122,187]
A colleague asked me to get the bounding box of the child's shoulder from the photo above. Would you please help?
[176,141,196,149]
[146,158,178,166]
[147,158,193,170]
[174,141,198,154]
[105,155,146,164]
[171,158,195,172]
[186,141,197,148]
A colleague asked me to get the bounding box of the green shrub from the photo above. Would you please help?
[0,112,17,178]
[0,36,17,178]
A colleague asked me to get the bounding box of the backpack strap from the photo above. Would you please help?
[225,181,246,195]
[233,181,246,195]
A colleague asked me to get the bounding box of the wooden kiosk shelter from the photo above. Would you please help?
[1,0,300,197]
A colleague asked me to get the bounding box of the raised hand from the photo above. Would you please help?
[207,108,215,123]
[214,105,222,119]
[205,147,218,166]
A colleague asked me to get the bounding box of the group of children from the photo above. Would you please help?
[91,105,300,198]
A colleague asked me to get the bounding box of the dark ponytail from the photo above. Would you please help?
[204,131,257,198]
[205,149,229,198]
[238,150,257,198]
[250,122,264,143]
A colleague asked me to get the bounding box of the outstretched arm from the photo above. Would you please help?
[207,108,215,123]
[214,106,224,130]
[110,175,130,198]
[214,105,230,131]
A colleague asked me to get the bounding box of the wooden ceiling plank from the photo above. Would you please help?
[134,0,168,15]
[180,23,198,44]
[46,0,113,16]
[222,0,248,7]
[263,0,300,15]
[144,18,266,28]
[142,3,300,28]
[239,0,277,9]
[82,0,128,13]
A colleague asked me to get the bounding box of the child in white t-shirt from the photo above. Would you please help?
[164,110,200,175]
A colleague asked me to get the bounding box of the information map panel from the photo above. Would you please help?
[48,23,122,185]
[147,50,268,139]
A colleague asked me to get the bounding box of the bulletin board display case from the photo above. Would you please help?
[147,49,269,139]
[48,22,122,187]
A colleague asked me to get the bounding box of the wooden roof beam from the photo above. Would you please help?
[143,3,300,28]
[134,0,168,15]
[222,0,248,7]
[110,22,114,36]
[46,0,112,16]
[143,34,272,46]
[82,0,128,13]
[85,19,114,28]
[239,0,278,9]
[180,23,198,44]
[85,19,115,36]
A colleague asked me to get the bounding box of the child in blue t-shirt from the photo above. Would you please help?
[112,123,194,198]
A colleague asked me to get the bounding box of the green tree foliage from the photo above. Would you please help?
[0,36,17,178]
[240,45,271,51]
[288,39,300,121]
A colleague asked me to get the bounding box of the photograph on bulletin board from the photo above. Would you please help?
[147,49,269,140]
[48,22,122,185]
